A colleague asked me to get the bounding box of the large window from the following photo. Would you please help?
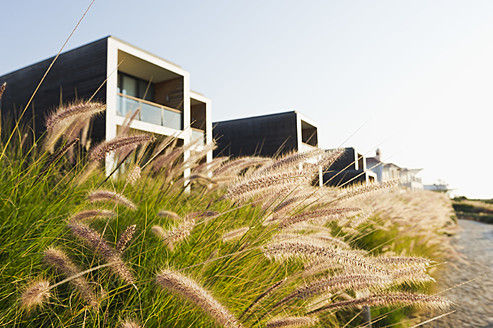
[117,73,154,102]
[301,120,318,146]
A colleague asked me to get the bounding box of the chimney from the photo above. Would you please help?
[376,148,381,162]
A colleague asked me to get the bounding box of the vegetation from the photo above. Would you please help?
[0,89,457,327]
[452,197,493,224]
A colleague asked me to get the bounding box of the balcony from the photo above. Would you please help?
[191,128,205,147]
[116,93,182,130]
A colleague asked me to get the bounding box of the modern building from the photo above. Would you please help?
[213,111,318,158]
[366,149,423,190]
[424,180,451,194]
[0,36,212,174]
[322,147,376,187]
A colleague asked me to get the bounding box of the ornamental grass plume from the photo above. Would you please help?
[302,259,345,277]
[212,157,255,176]
[222,227,250,242]
[281,223,333,235]
[262,237,386,273]
[257,149,324,174]
[119,108,141,137]
[307,292,451,315]
[308,233,351,249]
[156,269,241,328]
[273,274,391,309]
[151,136,209,175]
[193,156,228,175]
[373,256,432,268]
[151,216,196,250]
[335,180,398,203]
[312,148,345,170]
[88,134,155,162]
[44,102,105,152]
[120,318,142,328]
[68,221,134,284]
[266,316,319,328]
[277,207,361,229]
[224,170,309,202]
[70,209,115,223]
[64,119,87,146]
[220,149,344,205]
[45,102,105,132]
[213,156,270,177]
[169,215,196,241]
[20,279,51,311]
[44,247,99,308]
[88,190,137,210]
[158,210,182,220]
[151,225,167,240]
[151,143,181,172]
[269,233,355,252]
[369,256,434,286]
[390,266,435,286]
[80,119,91,150]
[127,165,142,185]
[0,82,6,99]
[346,209,374,228]
[116,225,137,253]
[361,189,457,260]
[163,143,218,185]
[190,173,216,184]
[271,190,321,215]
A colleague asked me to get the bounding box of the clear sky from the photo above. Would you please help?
[2,1,493,199]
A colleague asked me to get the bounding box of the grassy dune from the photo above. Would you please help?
[0,99,456,327]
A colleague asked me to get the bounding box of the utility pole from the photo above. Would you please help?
[363,305,372,327]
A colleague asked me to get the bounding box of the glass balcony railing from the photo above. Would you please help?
[191,128,205,147]
[116,93,182,130]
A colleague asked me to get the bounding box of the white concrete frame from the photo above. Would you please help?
[190,90,213,163]
[295,111,319,153]
[105,36,206,176]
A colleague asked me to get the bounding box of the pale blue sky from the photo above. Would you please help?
[2,1,493,198]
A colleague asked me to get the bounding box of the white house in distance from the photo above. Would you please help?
[366,149,423,190]
[424,180,451,194]
[0,36,213,176]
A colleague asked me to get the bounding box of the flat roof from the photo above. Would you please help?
[214,110,318,127]
[0,35,183,78]
[108,35,182,68]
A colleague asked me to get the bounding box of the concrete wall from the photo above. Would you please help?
[154,77,184,111]
[366,157,383,182]
[213,111,299,158]
[0,37,108,140]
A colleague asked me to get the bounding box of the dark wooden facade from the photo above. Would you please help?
[213,111,299,158]
[0,37,108,140]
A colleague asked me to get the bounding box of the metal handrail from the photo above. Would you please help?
[117,93,182,130]
[117,93,182,113]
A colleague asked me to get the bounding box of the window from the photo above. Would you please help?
[117,73,154,101]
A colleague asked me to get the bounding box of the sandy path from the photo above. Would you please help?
[429,219,493,327]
